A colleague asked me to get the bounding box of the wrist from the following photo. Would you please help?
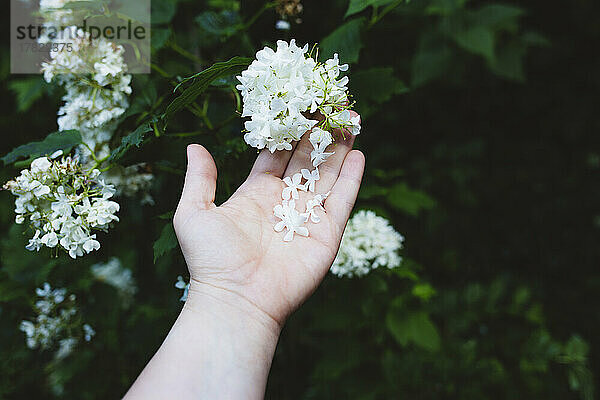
[184,278,282,343]
[126,279,282,400]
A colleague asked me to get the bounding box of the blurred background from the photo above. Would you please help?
[0,0,599,398]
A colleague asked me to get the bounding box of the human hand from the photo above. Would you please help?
[173,119,365,330]
[126,120,364,400]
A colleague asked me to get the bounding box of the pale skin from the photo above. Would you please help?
[125,113,365,399]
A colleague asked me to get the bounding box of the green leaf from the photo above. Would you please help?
[564,335,589,362]
[196,10,241,36]
[153,222,178,263]
[489,40,525,81]
[151,28,172,50]
[351,67,408,117]
[472,4,525,32]
[411,43,453,87]
[412,283,436,301]
[60,0,105,12]
[1,130,82,166]
[387,183,436,216]
[319,18,365,64]
[108,123,154,163]
[8,77,48,112]
[152,0,177,24]
[386,311,441,351]
[452,25,495,63]
[426,0,468,15]
[345,0,395,18]
[114,1,151,23]
[163,56,251,119]
[522,31,551,47]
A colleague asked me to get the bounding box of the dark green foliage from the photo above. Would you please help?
[0,0,598,399]
[1,130,82,165]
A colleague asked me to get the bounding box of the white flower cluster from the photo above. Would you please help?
[236,40,360,153]
[42,31,132,149]
[20,283,95,359]
[175,276,190,302]
[103,164,155,205]
[237,40,361,241]
[91,257,137,304]
[331,210,404,278]
[4,155,120,258]
[38,0,78,40]
[37,0,155,201]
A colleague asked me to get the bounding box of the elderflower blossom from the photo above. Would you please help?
[282,172,306,200]
[331,210,404,278]
[237,40,362,242]
[301,168,319,192]
[37,2,154,200]
[304,192,329,223]
[20,283,94,359]
[236,40,358,154]
[102,164,155,205]
[4,156,120,258]
[42,31,132,149]
[91,257,137,305]
[273,200,309,241]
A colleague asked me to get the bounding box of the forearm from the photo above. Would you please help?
[124,281,281,400]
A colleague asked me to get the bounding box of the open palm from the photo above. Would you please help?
[173,126,364,327]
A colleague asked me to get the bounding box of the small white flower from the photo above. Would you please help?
[82,236,101,254]
[41,231,59,248]
[305,193,329,223]
[273,200,309,241]
[310,141,334,167]
[349,115,361,135]
[309,128,333,147]
[282,173,306,200]
[26,230,43,252]
[30,157,53,173]
[301,168,320,192]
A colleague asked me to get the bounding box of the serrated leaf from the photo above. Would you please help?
[387,183,436,216]
[319,18,365,64]
[163,56,251,119]
[386,311,441,351]
[1,130,82,165]
[351,67,408,117]
[108,123,153,163]
[153,222,178,263]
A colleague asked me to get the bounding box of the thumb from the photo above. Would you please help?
[179,144,217,210]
